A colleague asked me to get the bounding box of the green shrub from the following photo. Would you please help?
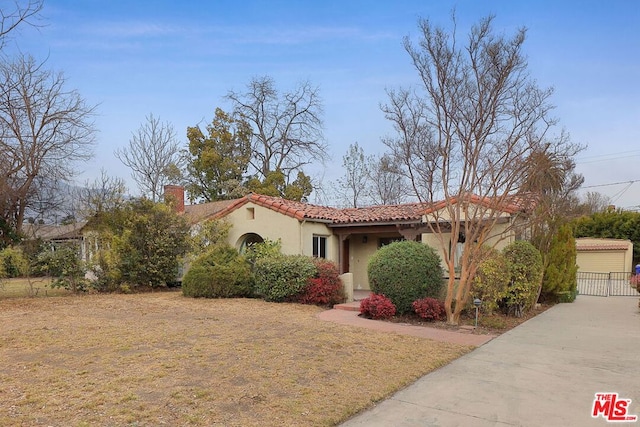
[0,246,29,278]
[36,246,88,293]
[541,224,578,302]
[254,254,317,302]
[501,241,543,317]
[471,248,510,314]
[182,245,253,298]
[245,238,282,265]
[367,240,443,315]
[555,289,578,303]
[360,294,396,319]
[296,259,345,306]
[87,199,190,290]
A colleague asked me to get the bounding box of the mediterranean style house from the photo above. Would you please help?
[164,185,527,295]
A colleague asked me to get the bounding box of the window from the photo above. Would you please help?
[313,235,327,258]
[246,207,255,220]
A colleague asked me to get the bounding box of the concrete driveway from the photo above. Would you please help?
[340,296,640,427]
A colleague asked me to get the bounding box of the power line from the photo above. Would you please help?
[576,150,640,164]
[581,180,638,189]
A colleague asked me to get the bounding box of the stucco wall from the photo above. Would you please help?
[223,202,338,264]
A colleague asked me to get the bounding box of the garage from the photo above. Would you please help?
[575,238,633,273]
[575,238,636,296]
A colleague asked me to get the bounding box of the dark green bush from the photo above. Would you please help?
[367,240,443,315]
[182,245,253,298]
[501,240,543,317]
[540,224,578,302]
[254,254,317,302]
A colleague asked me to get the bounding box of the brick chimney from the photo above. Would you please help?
[164,185,185,214]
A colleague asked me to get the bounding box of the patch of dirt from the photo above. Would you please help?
[383,304,552,335]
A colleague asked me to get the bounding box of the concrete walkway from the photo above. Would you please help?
[340,296,640,427]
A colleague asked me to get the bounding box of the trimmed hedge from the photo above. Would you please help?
[182,245,253,298]
[254,254,317,302]
[367,240,443,315]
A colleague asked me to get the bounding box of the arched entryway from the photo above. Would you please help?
[237,233,264,254]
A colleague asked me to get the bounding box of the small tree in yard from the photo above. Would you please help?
[88,199,190,291]
[540,224,578,302]
[381,15,578,324]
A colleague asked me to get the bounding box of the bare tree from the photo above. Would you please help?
[71,169,127,220]
[115,113,182,202]
[226,76,327,186]
[333,142,372,208]
[581,191,611,214]
[382,15,574,324]
[0,0,43,50]
[368,154,409,205]
[0,54,96,236]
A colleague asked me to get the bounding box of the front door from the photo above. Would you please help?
[341,238,350,274]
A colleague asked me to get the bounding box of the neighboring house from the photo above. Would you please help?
[22,222,87,250]
[166,186,527,292]
[575,238,634,274]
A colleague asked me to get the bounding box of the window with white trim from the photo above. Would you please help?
[312,235,327,258]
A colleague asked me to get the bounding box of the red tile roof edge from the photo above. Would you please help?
[193,192,527,225]
[576,244,630,251]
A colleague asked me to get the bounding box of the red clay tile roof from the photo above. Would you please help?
[182,199,239,225]
[577,244,630,251]
[208,194,342,222]
[576,239,631,251]
[332,203,430,224]
[184,192,527,225]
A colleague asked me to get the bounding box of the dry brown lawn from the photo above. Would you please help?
[0,277,71,299]
[0,292,471,426]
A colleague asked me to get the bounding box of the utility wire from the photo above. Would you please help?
[576,150,640,165]
[582,180,637,189]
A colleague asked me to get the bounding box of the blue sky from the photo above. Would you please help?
[7,0,640,208]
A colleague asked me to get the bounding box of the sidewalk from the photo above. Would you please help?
[339,296,640,427]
